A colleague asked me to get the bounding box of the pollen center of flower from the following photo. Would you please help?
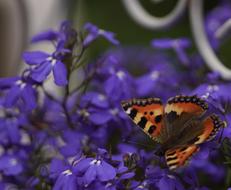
[15,80,26,89]
[98,94,106,101]
[116,71,125,80]
[150,71,159,80]
[207,85,219,92]
[90,159,101,165]
[62,169,72,176]
[110,108,118,115]
[10,158,18,166]
[98,29,105,35]
[47,56,57,66]
[79,109,90,117]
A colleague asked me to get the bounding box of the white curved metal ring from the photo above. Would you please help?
[122,0,188,30]
[189,0,231,80]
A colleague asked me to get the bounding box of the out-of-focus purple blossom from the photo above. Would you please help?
[0,76,37,110]
[104,69,135,102]
[0,107,28,144]
[151,38,191,65]
[157,175,185,190]
[58,130,83,158]
[135,62,180,100]
[83,22,120,47]
[31,21,77,50]
[0,155,23,176]
[31,30,59,43]
[205,2,231,49]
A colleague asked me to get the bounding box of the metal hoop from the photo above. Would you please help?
[122,0,188,29]
[189,0,231,80]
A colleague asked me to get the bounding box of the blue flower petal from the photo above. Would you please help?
[84,164,97,185]
[73,158,93,174]
[6,120,20,143]
[0,77,20,89]
[120,172,135,180]
[0,155,23,176]
[21,85,37,110]
[31,62,52,82]
[31,30,59,43]
[4,85,21,107]
[50,159,68,179]
[89,112,112,125]
[53,172,77,190]
[23,51,49,65]
[53,61,68,86]
[96,161,116,182]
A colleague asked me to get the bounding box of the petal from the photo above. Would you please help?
[21,85,37,110]
[50,159,68,178]
[0,77,20,89]
[96,161,116,182]
[23,51,49,65]
[4,85,21,107]
[53,173,77,190]
[0,156,23,175]
[59,144,81,157]
[84,22,98,32]
[83,34,97,47]
[84,165,97,185]
[73,158,93,174]
[101,31,120,45]
[6,120,20,143]
[120,172,135,180]
[31,30,59,43]
[174,47,189,65]
[53,61,68,86]
[89,112,112,125]
[151,38,173,48]
[31,62,52,82]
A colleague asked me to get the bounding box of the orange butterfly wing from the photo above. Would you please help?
[165,145,199,170]
[165,114,225,170]
[121,98,164,142]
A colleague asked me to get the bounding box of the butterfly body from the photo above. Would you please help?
[121,95,225,170]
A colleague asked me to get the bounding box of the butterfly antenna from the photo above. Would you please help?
[122,139,155,149]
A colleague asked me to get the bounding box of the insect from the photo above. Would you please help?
[121,95,226,170]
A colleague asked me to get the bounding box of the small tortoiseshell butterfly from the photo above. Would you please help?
[121,95,225,170]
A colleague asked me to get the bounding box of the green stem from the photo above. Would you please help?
[226,167,231,187]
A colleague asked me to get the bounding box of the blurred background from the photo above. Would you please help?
[1,0,230,77]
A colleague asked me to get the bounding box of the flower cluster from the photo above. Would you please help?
[0,2,231,189]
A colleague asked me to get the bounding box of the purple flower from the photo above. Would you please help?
[104,70,135,102]
[205,2,231,49]
[31,20,77,50]
[74,157,116,186]
[135,62,179,99]
[31,30,59,43]
[0,155,23,176]
[151,38,191,65]
[23,51,68,86]
[58,130,83,157]
[0,107,28,144]
[83,22,119,47]
[50,159,78,190]
[0,76,37,110]
[157,175,185,190]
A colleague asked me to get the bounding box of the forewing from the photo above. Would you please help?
[162,95,208,140]
[165,145,199,170]
[121,98,164,142]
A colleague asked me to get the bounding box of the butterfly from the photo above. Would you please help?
[121,95,226,170]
